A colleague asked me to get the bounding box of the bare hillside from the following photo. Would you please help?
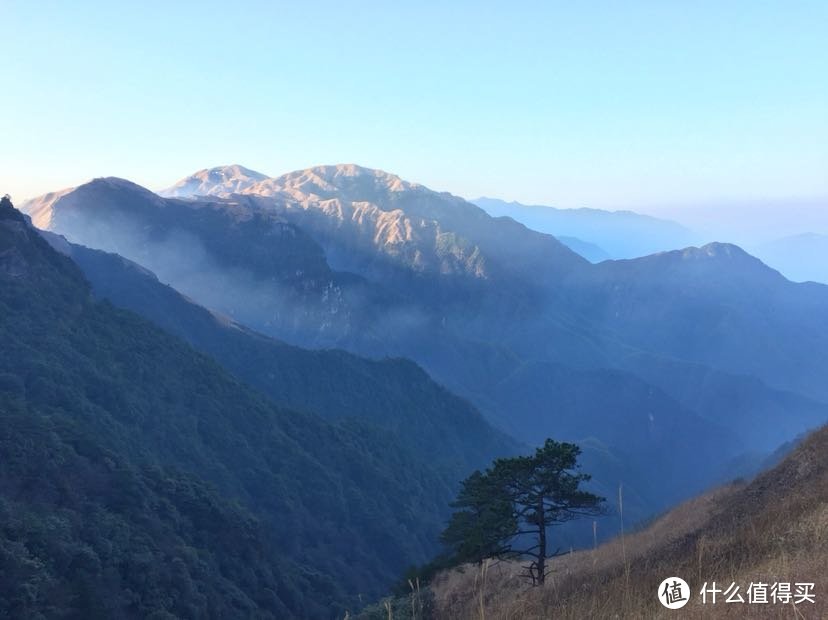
[430,425,828,619]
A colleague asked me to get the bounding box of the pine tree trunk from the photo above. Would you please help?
[536,498,546,585]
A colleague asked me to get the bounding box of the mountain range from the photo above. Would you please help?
[471,196,699,259]
[22,164,828,533]
[472,196,828,286]
[1,195,516,618]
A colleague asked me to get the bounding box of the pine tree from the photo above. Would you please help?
[441,439,604,584]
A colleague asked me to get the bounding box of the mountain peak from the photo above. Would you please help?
[269,163,417,200]
[21,177,166,232]
[159,162,420,203]
[159,164,268,198]
[680,242,756,262]
[77,177,169,211]
[90,176,158,194]
[306,163,408,186]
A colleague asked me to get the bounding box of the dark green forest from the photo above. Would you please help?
[0,196,469,618]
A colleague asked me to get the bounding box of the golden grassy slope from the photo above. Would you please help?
[430,425,828,619]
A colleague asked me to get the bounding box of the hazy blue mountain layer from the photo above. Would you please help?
[472,196,698,258]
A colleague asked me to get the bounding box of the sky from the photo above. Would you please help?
[2,1,827,213]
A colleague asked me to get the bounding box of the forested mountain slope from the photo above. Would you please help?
[49,235,519,479]
[0,196,469,618]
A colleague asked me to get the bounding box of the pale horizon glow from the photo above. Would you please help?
[2,1,827,216]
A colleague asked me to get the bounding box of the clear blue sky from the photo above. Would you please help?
[2,1,826,210]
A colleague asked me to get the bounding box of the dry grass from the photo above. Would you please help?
[430,425,828,619]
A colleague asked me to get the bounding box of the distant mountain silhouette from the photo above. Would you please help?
[751,232,828,284]
[556,235,611,262]
[473,196,698,258]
